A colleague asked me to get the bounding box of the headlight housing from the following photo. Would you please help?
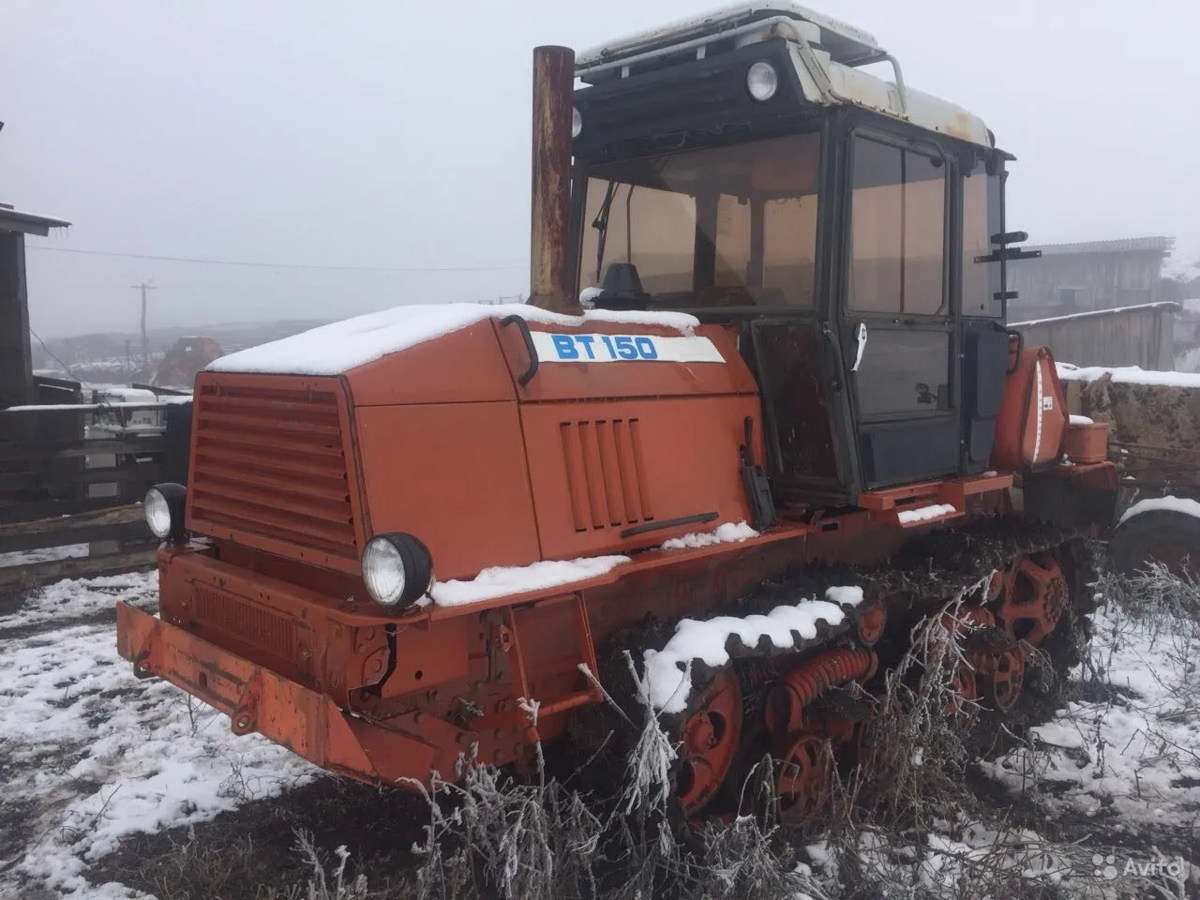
[746,61,779,102]
[571,107,583,139]
[361,533,433,611]
[145,482,187,543]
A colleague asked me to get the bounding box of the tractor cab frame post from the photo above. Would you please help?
[528,45,580,315]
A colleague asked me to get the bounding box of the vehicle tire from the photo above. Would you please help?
[1109,508,1200,576]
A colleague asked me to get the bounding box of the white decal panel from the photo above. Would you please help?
[530,332,725,364]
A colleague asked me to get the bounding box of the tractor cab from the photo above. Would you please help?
[570,3,1024,505]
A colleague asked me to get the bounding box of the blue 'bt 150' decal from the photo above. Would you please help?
[527,332,726,364]
[551,334,658,360]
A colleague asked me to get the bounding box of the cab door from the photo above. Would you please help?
[840,133,962,489]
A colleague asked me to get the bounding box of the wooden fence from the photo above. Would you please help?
[0,377,192,591]
[1010,301,1180,370]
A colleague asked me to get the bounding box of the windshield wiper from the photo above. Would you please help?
[591,181,619,283]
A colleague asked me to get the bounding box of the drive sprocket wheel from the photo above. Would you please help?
[673,667,743,816]
[995,551,1068,647]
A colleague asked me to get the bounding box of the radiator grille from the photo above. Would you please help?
[559,418,653,532]
[192,584,296,662]
[191,383,357,560]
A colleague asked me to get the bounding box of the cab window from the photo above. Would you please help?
[848,139,947,316]
[580,133,822,310]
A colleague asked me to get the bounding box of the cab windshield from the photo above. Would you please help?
[580,133,821,310]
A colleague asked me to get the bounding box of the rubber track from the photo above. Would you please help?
[597,518,1100,725]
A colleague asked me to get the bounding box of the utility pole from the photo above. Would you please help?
[131,281,156,369]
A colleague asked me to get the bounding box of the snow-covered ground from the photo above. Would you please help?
[985,599,1200,844]
[1,571,1197,898]
[0,573,315,899]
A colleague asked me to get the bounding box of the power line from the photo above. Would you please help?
[26,244,526,273]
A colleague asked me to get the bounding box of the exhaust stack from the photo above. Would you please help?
[528,45,579,315]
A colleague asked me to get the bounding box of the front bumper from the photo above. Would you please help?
[116,601,462,786]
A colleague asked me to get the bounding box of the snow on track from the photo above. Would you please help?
[0,576,314,898]
[642,586,863,714]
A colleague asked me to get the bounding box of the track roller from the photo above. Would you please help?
[855,596,887,646]
[975,645,1025,712]
[775,733,831,821]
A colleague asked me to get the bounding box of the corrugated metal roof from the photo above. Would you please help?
[1026,236,1174,257]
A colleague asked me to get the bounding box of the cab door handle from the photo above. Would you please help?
[851,322,868,373]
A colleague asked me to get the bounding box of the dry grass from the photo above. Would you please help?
[88,566,1200,900]
[395,578,1081,900]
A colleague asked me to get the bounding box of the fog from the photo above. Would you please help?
[3,0,1197,337]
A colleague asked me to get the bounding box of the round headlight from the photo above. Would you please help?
[144,482,186,542]
[746,61,779,102]
[361,533,433,611]
[571,107,583,139]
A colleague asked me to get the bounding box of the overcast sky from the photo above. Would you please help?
[3,0,1198,338]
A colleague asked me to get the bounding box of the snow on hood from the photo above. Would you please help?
[207,303,701,376]
[1056,363,1200,389]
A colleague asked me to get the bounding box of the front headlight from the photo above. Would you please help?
[145,482,187,542]
[746,61,779,102]
[362,533,433,611]
[571,107,583,139]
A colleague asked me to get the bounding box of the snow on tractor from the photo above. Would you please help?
[117,4,1120,821]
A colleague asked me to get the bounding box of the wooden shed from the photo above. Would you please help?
[0,202,72,408]
[1006,236,1172,323]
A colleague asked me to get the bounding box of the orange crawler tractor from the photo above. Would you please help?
[119,4,1119,819]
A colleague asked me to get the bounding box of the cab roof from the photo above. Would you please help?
[576,2,995,150]
[578,2,883,69]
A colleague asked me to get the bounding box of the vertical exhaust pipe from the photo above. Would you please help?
[529,45,580,315]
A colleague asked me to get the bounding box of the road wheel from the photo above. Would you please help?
[673,667,743,817]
